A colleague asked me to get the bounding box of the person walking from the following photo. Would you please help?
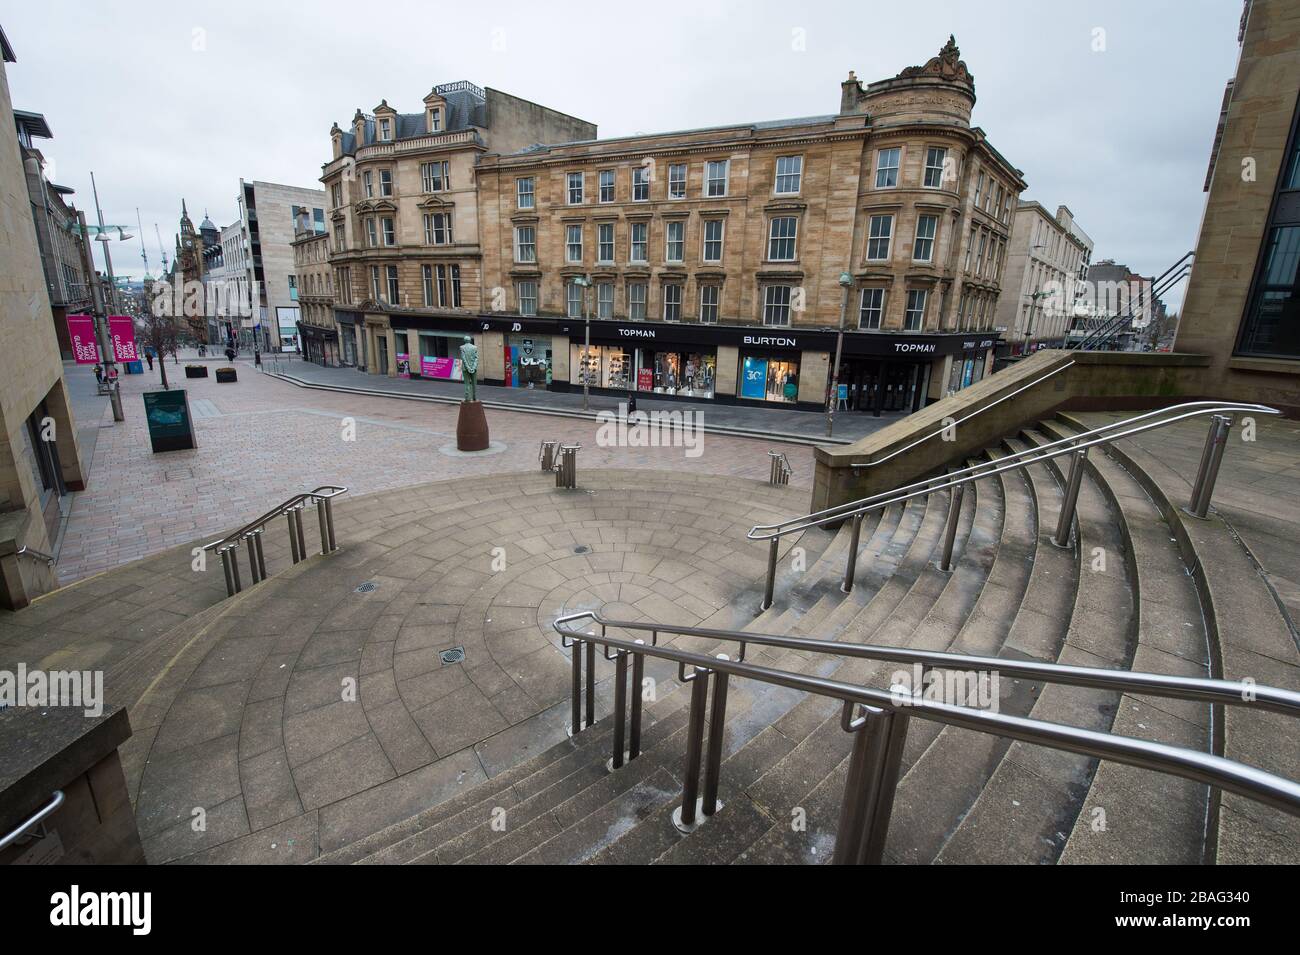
[93,364,103,385]
[146,352,154,371]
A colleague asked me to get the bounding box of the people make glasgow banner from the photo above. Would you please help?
[67,314,100,364]
[108,315,140,362]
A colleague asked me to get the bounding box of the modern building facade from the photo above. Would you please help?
[994,201,1092,356]
[323,41,1024,413]
[201,218,253,347]
[0,25,85,608]
[236,179,327,352]
[291,216,337,365]
[15,109,91,360]
[1175,0,1300,411]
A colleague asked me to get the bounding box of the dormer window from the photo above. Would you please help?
[379,118,392,142]
[428,108,442,133]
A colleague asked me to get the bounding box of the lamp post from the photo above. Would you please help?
[573,275,593,411]
[826,271,853,437]
[1024,288,1052,355]
[75,210,124,422]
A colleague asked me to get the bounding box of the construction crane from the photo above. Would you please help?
[154,222,168,274]
[136,208,149,275]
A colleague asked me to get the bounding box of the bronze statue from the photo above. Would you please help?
[460,335,479,402]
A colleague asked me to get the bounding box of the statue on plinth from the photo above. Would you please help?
[460,336,479,402]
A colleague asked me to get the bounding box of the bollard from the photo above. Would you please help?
[539,440,559,473]
[556,444,580,489]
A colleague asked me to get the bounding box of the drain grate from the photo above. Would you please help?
[573,545,590,554]
[355,581,378,594]
[440,646,466,666]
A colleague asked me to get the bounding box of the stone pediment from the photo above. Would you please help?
[418,194,454,210]
[356,199,398,213]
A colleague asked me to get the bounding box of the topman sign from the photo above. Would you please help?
[893,342,937,353]
[617,327,657,338]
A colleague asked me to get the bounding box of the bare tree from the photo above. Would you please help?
[141,281,179,390]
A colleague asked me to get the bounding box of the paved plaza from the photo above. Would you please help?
[54,357,818,583]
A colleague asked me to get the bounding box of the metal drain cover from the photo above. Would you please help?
[440,647,466,666]
[355,581,378,594]
[574,545,590,554]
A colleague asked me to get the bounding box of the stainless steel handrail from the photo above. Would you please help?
[0,790,64,852]
[854,360,1075,469]
[747,401,1279,608]
[14,545,55,566]
[552,614,1300,862]
[554,610,1300,718]
[202,485,347,597]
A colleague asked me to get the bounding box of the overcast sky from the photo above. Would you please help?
[4,0,1243,310]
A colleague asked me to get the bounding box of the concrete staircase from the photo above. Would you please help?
[309,414,1299,865]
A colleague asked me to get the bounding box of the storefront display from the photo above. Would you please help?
[506,335,551,388]
[634,348,716,398]
[740,353,798,403]
[569,344,635,391]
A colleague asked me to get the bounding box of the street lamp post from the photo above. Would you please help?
[573,275,593,411]
[1025,288,1052,355]
[75,210,124,422]
[826,271,853,438]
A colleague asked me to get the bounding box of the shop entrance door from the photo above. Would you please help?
[376,334,389,375]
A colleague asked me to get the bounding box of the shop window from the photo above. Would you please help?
[506,335,551,388]
[859,288,884,330]
[699,286,719,324]
[905,289,928,330]
[763,285,792,326]
[741,354,798,403]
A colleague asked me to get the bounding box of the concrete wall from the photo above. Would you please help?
[1174,0,1300,413]
[811,349,1216,511]
[484,88,596,155]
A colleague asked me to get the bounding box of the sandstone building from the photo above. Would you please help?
[994,202,1092,356]
[322,40,1024,413]
[291,214,336,366]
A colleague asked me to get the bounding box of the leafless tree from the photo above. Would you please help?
[140,281,179,390]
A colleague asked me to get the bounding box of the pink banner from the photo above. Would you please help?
[108,315,139,362]
[67,314,100,364]
[420,356,462,380]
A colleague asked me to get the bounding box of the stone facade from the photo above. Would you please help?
[291,226,336,365]
[994,201,1092,354]
[0,28,85,608]
[1175,0,1300,412]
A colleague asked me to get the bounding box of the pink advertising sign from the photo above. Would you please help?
[420,356,463,380]
[108,315,140,362]
[67,314,100,364]
[396,352,411,379]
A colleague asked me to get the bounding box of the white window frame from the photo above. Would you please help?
[774,155,802,195]
[517,281,538,316]
[629,221,647,263]
[923,147,947,189]
[662,283,682,322]
[904,289,928,330]
[599,169,615,203]
[913,215,937,262]
[768,216,798,262]
[567,281,584,319]
[597,223,614,264]
[516,177,535,209]
[866,214,892,261]
[422,265,434,306]
[668,163,687,199]
[566,224,583,263]
[858,287,885,330]
[567,172,584,205]
[875,148,900,188]
[702,219,724,263]
[379,169,393,197]
[514,225,536,263]
[699,285,719,324]
[763,285,792,326]
[381,217,395,247]
[632,166,650,202]
[628,283,647,320]
[386,265,399,303]
[665,220,684,263]
[706,159,728,197]
[597,282,614,319]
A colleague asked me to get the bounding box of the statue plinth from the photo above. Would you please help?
[456,400,489,452]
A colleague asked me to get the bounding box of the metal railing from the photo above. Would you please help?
[768,450,793,486]
[748,401,1280,610]
[855,360,1074,471]
[202,486,347,597]
[554,610,1300,863]
[1069,253,1193,352]
[0,790,64,853]
[14,545,55,566]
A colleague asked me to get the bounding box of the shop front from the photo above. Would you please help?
[571,339,716,398]
[506,334,553,388]
[335,311,362,367]
[298,322,339,367]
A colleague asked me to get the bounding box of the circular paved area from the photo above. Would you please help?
[128,469,805,862]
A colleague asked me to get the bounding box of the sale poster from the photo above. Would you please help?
[637,367,654,391]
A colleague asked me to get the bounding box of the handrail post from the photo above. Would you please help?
[228,544,242,594]
[293,507,307,560]
[702,655,730,816]
[841,513,863,594]
[317,500,330,555]
[832,706,883,864]
[245,536,261,584]
[1188,414,1232,518]
[938,482,964,572]
[761,538,778,611]
[252,531,267,579]
[323,497,337,552]
[611,649,628,769]
[569,637,582,736]
[674,667,711,831]
[585,641,595,730]
[1053,447,1088,547]
[219,548,236,597]
[629,645,645,760]
[858,704,910,864]
[288,510,302,564]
